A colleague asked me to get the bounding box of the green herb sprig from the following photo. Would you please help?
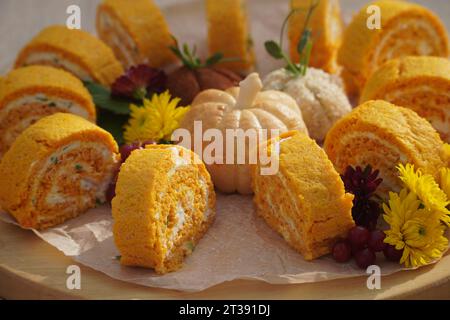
[265,0,320,77]
[83,81,129,144]
[83,81,131,115]
[169,36,238,69]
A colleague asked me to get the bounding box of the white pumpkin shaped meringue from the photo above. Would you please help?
[263,67,352,142]
[179,73,308,195]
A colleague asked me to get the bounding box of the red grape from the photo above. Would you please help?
[332,241,352,263]
[119,143,141,162]
[106,181,116,204]
[368,230,387,252]
[141,140,157,147]
[383,244,403,262]
[354,248,376,269]
[119,141,157,163]
[348,226,370,249]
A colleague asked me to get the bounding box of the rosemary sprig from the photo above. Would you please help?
[169,36,238,69]
[264,0,320,77]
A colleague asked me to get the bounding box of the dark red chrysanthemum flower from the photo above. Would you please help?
[341,165,383,230]
[111,65,166,100]
[341,165,383,200]
[352,199,381,231]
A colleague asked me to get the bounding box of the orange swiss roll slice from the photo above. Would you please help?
[338,0,449,97]
[324,100,446,195]
[361,56,450,143]
[0,66,96,157]
[251,130,355,260]
[112,145,216,274]
[96,0,176,69]
[289,0,343,73]
[15,25,124,86]
[0,113,120,230]
[206,0,255,73]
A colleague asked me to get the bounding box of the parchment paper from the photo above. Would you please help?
[0,0,449,292]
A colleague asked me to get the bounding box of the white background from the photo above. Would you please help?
[0,0,448,75]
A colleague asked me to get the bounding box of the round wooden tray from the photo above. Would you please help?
[1,0,449,300]
[0,220,449,299]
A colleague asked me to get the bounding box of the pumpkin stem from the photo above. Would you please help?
[235,73,262,109]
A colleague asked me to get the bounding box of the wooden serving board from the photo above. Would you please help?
[0,220,449,299]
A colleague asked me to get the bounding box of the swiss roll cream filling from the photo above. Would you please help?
[350,151,402,193]
[168,147,191,175]
[30,141,117,222]
[98,11,140,67]
[162,147,212,257]
[384,85,450,136]
[254,163,303,245]
[0,93,91,122]
[254,138,303,244]
[22,52,93,81]
[337,131,408,191]
[371,20,440,68]
[339,132,408,163]
[385,85,450,101]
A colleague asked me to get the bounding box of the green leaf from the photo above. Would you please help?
[169,45,181,58]
[171,34,179,46]
[169,46,186,64]
[171,34,230,69]
[300,39,313,76]
[183,43,191,57]
[297,29,311,55]
[170,45,196,69]
[84,81,131,115]
[205,52,224,66]
[295,0,320,76]
[285,63,300,75]
[264,41,283,59]
[159,140,175,145]
[96,109,128,145]
[279,8,299,48]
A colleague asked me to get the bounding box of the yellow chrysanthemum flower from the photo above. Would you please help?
[442,143,450,165]
[124,91,190,144]
[124,103,153,143]
[383,189,421,232]
[440,168,450,200]
[440,167,450,226]
[383,189,449,268]
[397,164,421,193]
[397,164,450,225]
